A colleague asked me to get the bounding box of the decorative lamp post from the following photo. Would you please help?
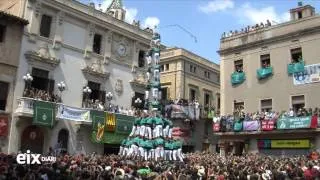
[57,81,66,102]
[83,86,92,108]
[105,92,113,111]
[23,73,33,90]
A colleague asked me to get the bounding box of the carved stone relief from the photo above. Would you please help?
[115,79,123,96]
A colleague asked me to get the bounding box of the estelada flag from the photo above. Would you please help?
[0,115,8,136]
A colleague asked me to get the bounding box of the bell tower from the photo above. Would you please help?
[106,0,126,21]
[290,1,315,21]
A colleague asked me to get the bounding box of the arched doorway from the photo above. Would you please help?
[57,129,69,153]
[21,125,44,154]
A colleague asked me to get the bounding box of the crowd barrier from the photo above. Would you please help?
[213,115,319,132]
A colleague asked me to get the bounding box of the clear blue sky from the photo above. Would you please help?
[81,0,320,64]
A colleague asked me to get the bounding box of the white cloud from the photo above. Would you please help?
[142,17,160,29]
[199,0,234,14]
[123,7,138,24]
[239,3,290,25]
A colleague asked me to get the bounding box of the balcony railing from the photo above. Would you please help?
[15,97,135,122]
[231,72,246,85]
[257,67,273,79]
[287,61,305,74]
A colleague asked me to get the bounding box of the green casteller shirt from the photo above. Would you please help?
[163,119,173,127]
[146,117,154,125]
[172,141,182,150]
[126,139,133,147]
[133,137,142,145]
[140,118,147,125]
[121,139,127,146]
[164,141,170,150]
[145,140,154,149]
[154,117,164,126]
[168,141,174,150]
[134,118,141,126]
[155,138,164,147]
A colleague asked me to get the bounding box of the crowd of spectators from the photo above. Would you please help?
[23,88,61,103]
[1,152,320,180]
[221,20,272,39]
[212,107,319,132]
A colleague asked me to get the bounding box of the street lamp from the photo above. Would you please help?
[57,81,66,102]
[83,86,92,108]
[23,73,33,90]
[105,92,113,111]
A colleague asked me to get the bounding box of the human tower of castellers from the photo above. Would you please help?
[118,30,184,162]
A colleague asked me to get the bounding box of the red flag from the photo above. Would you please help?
[0,115,8,136]
[310,115,318,129]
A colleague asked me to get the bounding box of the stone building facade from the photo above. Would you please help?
[219,3,320,115]
[1,0,153,154]
[217,3,320,155]
[160,47,220,152]
[0,11,28,152]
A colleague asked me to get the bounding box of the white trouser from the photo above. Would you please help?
[163,125,169,138]
[119,146,124,156]
[139,147,144,158]
[153,128,157,138]
[140,125,146,137]
[165,150,172,161]
[129,126,136,136]
[177,148,184,161]
[155,125,163,137]
[155,147,160,161]
[145,126,152,139]
[123,147,129,157]
[144,149,150,161]
[160,147,164,158]
[168,128,172,138]
[148,149,155,160]
[172,150,177,161]
[135,126,140,136]
[127,145,133,157]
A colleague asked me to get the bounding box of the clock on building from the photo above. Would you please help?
[117,44,126,56]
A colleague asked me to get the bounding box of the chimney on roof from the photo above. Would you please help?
[290,2,315,21]
[89,2,95,8]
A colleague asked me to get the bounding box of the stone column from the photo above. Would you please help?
[84,23,95,59]
[175,61,184,99]
[28,0,42,42]
[219,144,225,157]
[131,41,140,71]
[103,30,112,64]
[53,11,65,50]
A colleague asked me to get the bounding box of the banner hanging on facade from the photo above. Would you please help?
[243,120,259,131]
[293,63,320,85]
[271,139,310,148]
[33,100,55,127]
[105,112,116,132]
[261,120,275,131]
[57,105,90,122]
[213,123,220,132]
[0,115,8,136]
[234,121,243,131]
[91,110,105,143]
[258,139,310,149]
[115,114,135,134]
[277,116,311,129]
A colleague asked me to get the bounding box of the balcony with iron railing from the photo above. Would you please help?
[15,97,137,122]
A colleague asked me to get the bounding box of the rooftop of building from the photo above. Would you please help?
[218,3,320,55]
[0,11,28,25]
[219,3,318,43]
[161,47,220,71]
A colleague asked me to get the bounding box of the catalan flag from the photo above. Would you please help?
[105,112,116,132]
